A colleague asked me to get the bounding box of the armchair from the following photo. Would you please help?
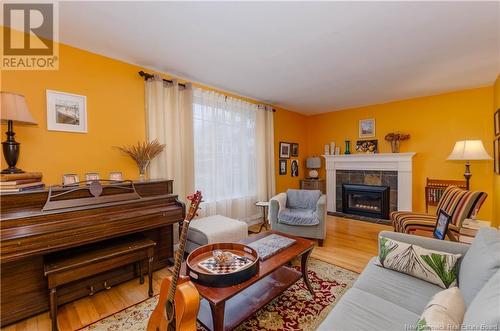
[269,189,327,246]
[391,186,487,239]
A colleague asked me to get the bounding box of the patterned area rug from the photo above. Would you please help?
[81,258,357,331]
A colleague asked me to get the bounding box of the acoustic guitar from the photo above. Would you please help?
[147,191,203,331]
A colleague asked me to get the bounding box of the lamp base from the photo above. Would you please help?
[2,120,24,174]
[308,169,319,179]
[1,166,24,174]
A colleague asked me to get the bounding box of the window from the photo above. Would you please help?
[193,88,258,208]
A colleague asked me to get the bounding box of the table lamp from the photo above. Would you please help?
[306,156,321,179]
[447,140,491,190]
[1,92,37,174]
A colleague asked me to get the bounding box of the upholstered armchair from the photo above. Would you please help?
[391,186,487,240]
[269,189,327,246]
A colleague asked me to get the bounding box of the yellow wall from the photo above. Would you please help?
[1,35,304,187]
[493,75,500,226]
[306,87,494,221]
[274,108,308,193]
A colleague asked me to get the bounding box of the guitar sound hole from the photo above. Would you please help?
[166,300,175,322]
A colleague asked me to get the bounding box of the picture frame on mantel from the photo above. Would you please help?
[47,90,87,133]
[359,118,375,138]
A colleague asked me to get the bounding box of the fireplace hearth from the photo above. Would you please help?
[342,184,390,219]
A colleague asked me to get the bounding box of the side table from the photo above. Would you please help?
[253,201,270,233]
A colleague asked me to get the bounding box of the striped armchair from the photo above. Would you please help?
[391,186,487,239]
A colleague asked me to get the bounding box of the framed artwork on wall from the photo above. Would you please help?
[47,90,87,133]
[290,159,299,177]
[279,159,287,175]
[494,109,500,136]
[279,142,291,158]
[359,118,375,138]
[291,143,299,157]
[494,138,499,175]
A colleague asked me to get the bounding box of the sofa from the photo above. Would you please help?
[318,227,500,331]
[269,189,327,246]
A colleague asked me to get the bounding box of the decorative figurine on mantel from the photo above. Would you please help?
[385,132,410,153]
[116,139,165,180]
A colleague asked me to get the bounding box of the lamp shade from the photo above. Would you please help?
[447,140,492,161]
[1,92,37,125]
[306,157,321,169]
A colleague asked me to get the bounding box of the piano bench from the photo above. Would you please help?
[43,234,156,331]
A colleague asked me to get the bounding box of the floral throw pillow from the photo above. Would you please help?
[376,237,462,288]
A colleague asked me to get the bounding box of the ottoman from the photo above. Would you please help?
[186,215,248,253]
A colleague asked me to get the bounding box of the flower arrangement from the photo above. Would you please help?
[116,139,165,180]
[384,132,410,153]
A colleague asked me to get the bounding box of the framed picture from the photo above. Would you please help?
[494,138,500,175]
[109,172,123,181]
[334,146,341,155]
[47,90,87,133]
[291,143,299,157]
[279,142,291,159]
[433,210,451,240]
[85,172,100,183]
[495,109,500,136]
[359,118,375,138]
[62,173,79,186]
[290,159,299,177]
[355,140,378,153]
[279,159,287,175]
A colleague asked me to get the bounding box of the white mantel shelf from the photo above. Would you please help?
[323,153,416,213]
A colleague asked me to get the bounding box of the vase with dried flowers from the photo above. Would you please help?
[384,132,410,153]
[115,139,165,181]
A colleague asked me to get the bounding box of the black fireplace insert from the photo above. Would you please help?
[342,184,390,219]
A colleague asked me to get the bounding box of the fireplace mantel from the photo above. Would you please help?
[323,153,416,213]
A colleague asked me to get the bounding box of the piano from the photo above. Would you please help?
[0,179,184,326]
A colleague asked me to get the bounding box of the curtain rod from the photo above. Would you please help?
[138,70,276,112]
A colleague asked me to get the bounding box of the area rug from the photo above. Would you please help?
[81,258,357,331]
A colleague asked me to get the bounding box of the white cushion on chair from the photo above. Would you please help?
[187,215,248,248]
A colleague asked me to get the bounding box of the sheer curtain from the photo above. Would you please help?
[193,87,274,223]
[145,76,194,201]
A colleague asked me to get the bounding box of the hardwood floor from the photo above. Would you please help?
[3,216,389,331]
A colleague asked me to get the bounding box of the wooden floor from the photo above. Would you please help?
[3,216,389,331]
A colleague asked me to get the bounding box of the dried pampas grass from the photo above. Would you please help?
[115,139,165,174]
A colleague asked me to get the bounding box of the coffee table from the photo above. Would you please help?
[185,231,314,331]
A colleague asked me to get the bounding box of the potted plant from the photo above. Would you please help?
[384,132,410,153]
[116,139,165,180]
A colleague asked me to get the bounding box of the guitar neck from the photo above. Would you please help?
[166,218,190,302]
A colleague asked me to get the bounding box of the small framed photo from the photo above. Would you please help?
[291,143,299,157]
[279,142,291,159]
[334,146,341,155]
[279,159,287,175]
[85,172,100,183]
[494,138,500,175]
[47,90,87,133]
[495,109,500,136]
[355,140,378,154]
[290,159,299,177]
[109,172,123,181]
[434,210,451,240]
[359,118,375,138]
[62,173,79,186]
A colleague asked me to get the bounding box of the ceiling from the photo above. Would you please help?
[57,1,499,114]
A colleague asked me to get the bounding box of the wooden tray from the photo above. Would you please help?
[186,243,259,287]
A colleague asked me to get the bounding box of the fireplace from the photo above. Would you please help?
[342,184,390,219]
